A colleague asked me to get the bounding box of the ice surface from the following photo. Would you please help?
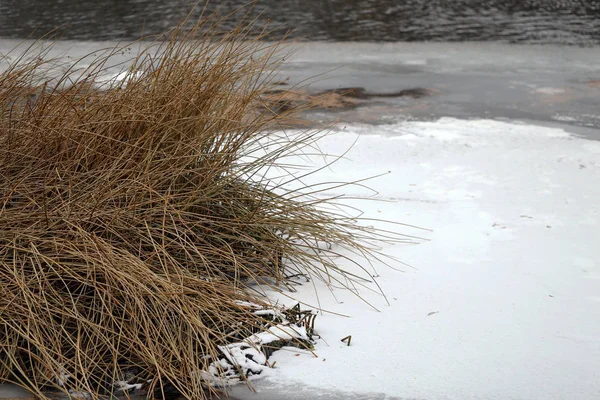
[229,118,600,400]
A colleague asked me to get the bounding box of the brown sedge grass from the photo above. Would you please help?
[0,8,421,400]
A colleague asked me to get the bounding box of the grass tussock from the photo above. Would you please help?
[0,13,409,400]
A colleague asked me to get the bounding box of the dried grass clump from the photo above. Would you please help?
[0,14,406,400]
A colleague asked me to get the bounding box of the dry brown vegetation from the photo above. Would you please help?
[0,12,408,400]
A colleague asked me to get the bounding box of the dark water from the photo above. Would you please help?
[0,0,599,45]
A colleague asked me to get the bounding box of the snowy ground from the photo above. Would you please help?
[227,118,600,400]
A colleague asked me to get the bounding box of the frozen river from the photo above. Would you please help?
[0,38,599,400]
[2,39,597,136]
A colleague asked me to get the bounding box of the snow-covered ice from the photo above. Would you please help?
[229,118,600,400]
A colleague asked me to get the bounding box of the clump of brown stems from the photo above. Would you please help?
[0,11,412,400]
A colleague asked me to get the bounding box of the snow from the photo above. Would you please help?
[54,366,71,388]
[94,69,144,89]
[209,323,310,386]
[229,118,600,400]
[113,381,143,392]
